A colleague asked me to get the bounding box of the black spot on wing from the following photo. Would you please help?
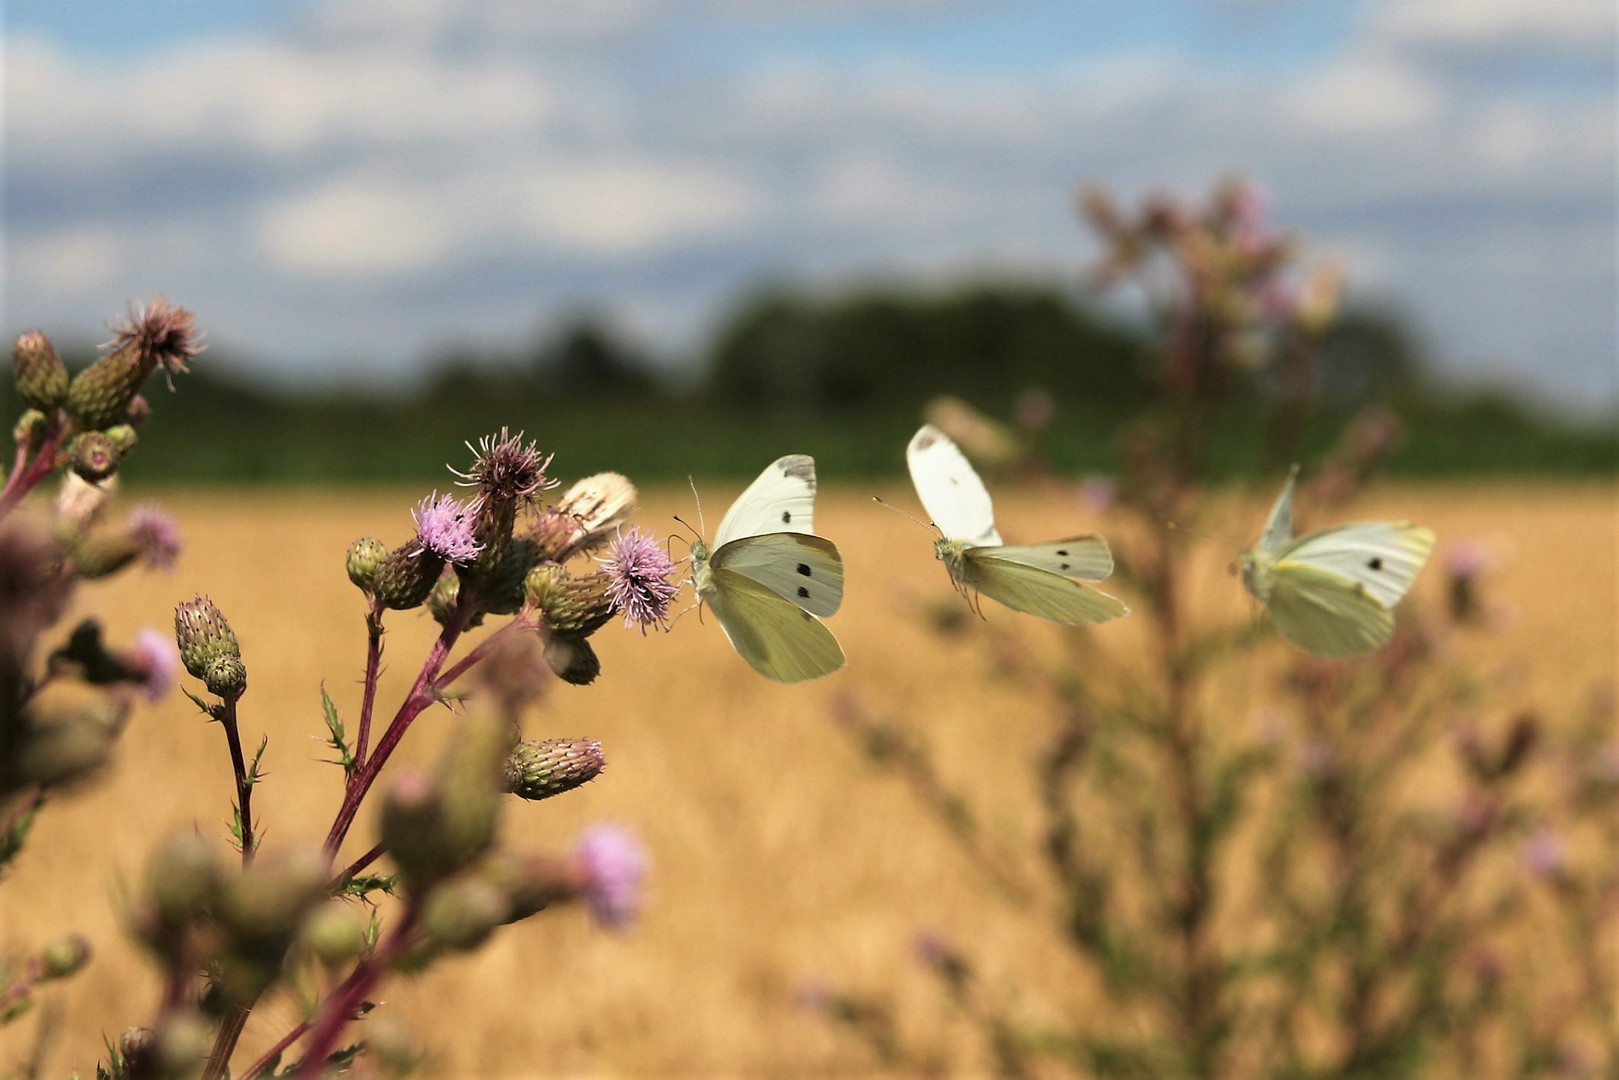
[1056,549,1068,556]
[796,563,811,576]
[781,511,792,523]
[1060,563,1071,570]
[797,586,810,598]
[1368,557,1383,570]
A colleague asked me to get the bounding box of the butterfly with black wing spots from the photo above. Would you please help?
[688,455,846,682]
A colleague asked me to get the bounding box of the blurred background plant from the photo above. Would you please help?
[806,180,1617,1079]
[0,305,668,1078]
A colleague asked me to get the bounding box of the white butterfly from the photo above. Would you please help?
[1240,466,1435,658]
[906,425,1128,625]
[688,455,846,682]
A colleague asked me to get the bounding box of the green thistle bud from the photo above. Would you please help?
[151,1012,210,1078]
[301,904,367,967]
[480,851,576,923]
[537,572,615,637]
[427,567,461,626]
[346,537,387,593]
[39,934,91,979]
[66,343,146,432]
[504,738,604,801]
[463,537,539,616]
[219,846,328,954]
[103,423,138,454]
[373,544,445,611]
[12,332,68,412]
[203,654,248,698]
[422,876,509,952]
[523,561,567,610]
[174,595,240,682]
[437,711,510,864]
[17,695,125,788]
[66,531,141,580]
[380,770,456,889]
[13,409,48,454]
[65,432,121,482]
[544,635,600,686]
[145,833,224,929]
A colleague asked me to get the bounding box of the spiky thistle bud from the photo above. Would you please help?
[346,537,388,593]
[12,331,68,412]
[531,472,638,562]
[66,297,202,431]
[504,739,604,801]
[301,905,367,968]
[66,508,180,580]
[544,635,600,686]
[203,654,247,698]
[373,543,445,611]
[144,832,224,930]
[380,769,454,889]
[536,571,615,637]
[66,431,121,482]
[12,409,48,454]
[422,876,510,952]
[103,424,138,454]
[437,711,511,862]
[39,934,92,979]
[427,567,463,626]
[174,596,243,695]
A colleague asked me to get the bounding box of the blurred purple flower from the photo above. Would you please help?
[599,528,678,633]
[574,824,648,931]
[1297,739,1335,779]
[912,930,955,969]
[1076,474,1118,516]
[1445,540,1489,580]
[1522,827,1568,880]
[128,627,179,703]
[412,492,482,564]
[792,979,836,1014]
[128,506,182,571]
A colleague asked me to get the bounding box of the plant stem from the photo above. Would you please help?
[293,906,419,1078]
[354,604,385,767]
[323,600,471,859]
[202,999,258,1080]
[239,1018,312,1080]
[219,697,256,865]
[0,428,66,521]
[337,842,385,886]
[0,955,44,1015]
[432,614,529,693]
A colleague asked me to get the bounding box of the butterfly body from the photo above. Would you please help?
[906,425,1127,626]
[1241,467,1435,658]
[688,456,846,682]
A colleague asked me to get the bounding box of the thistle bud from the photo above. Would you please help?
[66,297,201,431]
[174,596,243,692]
[380,769,452,887]
[219,846,328,953]
[437,711,511,864]
[504,739,604,801]
[66,530,143,580]
[482,850,575,923]
[523,561,567,610]
[346,537,387,593]
[301,904,367,967]
[103,424,138,454]
[12,331,68,412]
[66,432,121,482]
[422,876,509,952]
[373,544,445,611]
[40,934,91,979]
[122,394,152,428]
[12,409,48,454]
[427,568,463,626]
[203,654,248,698]
[544,635,600,686]
[537,572,615,637]
[151,1012,210,1078]
[145,832,224,928]
[17,700,124,787]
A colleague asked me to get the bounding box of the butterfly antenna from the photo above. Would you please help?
[1163,519,1244,553]
[872,496,942,536]
[671,515,702,544]
[687,475,706,536]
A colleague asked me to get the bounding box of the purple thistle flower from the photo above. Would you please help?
[128,506,182,571]
[1076,474,1118,516]
[1445,540,1489,580]
[1522,827,1568,880]
[599,527,679,633]
[128,627,179,703]
[573,824,648,931]
[412,492,482,564]
[110,295,204,377]
[452,428,557,507]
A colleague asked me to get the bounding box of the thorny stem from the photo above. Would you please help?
[323,598,473,859]
[219,697,256,865]
[0,427,67,521]
[1,786,46,862]
[239,1018,312,1080]
[293,905,420,1079]
[0,954,44,1016]
[354,603,385,767]
[337,842,385,886]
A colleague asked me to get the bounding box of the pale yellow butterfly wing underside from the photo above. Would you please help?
[707,567,846,682]
[961,550,1129,625]
[1262,561,1395,658]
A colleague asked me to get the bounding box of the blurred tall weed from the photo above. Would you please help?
[814,181,1617,1078]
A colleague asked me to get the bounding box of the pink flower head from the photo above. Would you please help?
[1522,828,1568,880]
[128,627,179,703]
[1076,474,1118,516]
[128,506,182,571]
[599,527,678,632]
[453,428,557,507]
[412,492,482,564]
[1445,540,1489,580]
[573,824,648,931]
[111,295,204,378]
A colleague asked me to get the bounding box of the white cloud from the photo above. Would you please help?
[258,176,459,275]
[1286,52,1443,132]
[1373,0,1616,54]
[515,161,766,255]
[5,228,126,294]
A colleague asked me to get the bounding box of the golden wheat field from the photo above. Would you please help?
[2,481,1614,1078]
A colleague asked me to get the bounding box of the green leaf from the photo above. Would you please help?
[320,687,357,775]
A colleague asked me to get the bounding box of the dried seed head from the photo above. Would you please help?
[12,331,68,413]
[532,472,639,561]
[56,472,114,531]
[599,527,678,633]
[109,295,204,379]
[504,739,604,801]
[174,596,241,683]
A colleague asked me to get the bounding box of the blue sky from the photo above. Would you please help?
[3,0,1614,410]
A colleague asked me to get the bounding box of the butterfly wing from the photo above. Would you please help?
[982,535,1114,583]
[1262,561,1396,658]
[1258,465,1299,555]
[906,425,1003,546]
[712,533,844,617]
[1276,522,1435,609]
[963,550,1129,625]
[708,567,845,682]
[714,455,818,547]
